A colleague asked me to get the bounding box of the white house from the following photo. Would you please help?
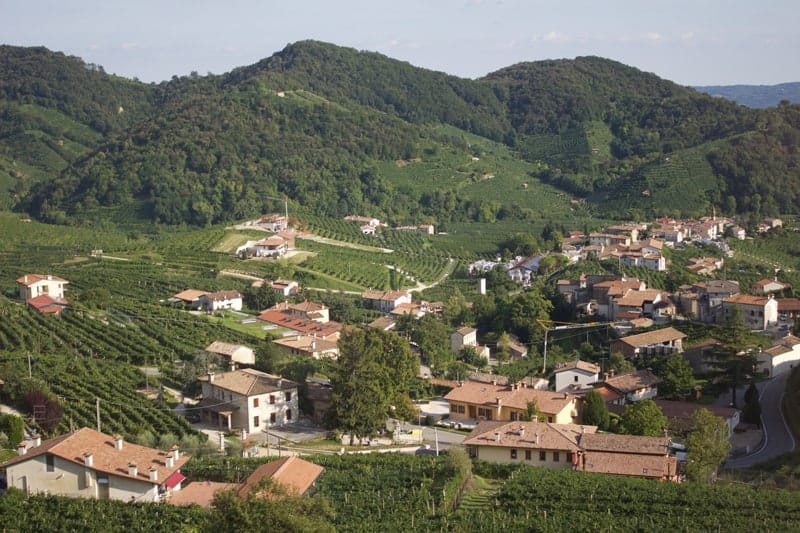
[205,341,256,366]
[362,289,412,313]
[722,294,779,330]
[758,334,800,377]
[451,327,478,353]
[1,429,189,502]
[200,291,243,312]
[16,274,69,301]
[272,335,339,359]
[553,360,601,392]
[198,369,299,433]
[270,279,299,297]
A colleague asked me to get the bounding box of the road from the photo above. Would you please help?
[725,371,796,468]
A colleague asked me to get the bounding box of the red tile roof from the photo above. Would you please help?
[256,310,341,339]
[169,481,238,508]
[615,327,686,348]
[238,456,324,497]
[444,381,575,415]
[16,274,68,286]
[463,421,596,451]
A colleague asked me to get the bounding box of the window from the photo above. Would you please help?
[285,391,292,402]
[553,452,560,462]
[253,398,259,408]
[270,412,276,424]
[548,416,553,423]
[286,409,292,421]
[525,450,532,461]
[253,416,260,428]
[574,375,579,382]
[46,454,54,472]
[269,395,276,404]
[539,451,546,461]
[451,404,458,413]
[458,405,465,414]
[510,412,518,421]
[510,449,517,460]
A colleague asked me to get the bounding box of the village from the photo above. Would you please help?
[1,210,798,507]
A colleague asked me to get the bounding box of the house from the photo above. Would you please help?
[272,335,339,359]
[367,316,396,331]
[305,378,333,424]
[722,294,778,330]
[362,289,412,313]
[757,334,800,377]
[506,255,542,284]
[255,214,289,233]
[344,215,381,227]
[252,235,290,257]
[578,433,679,481]
[450,327,490,358]
[198,369,299,433]
[257,302,341,340]
[170,456,323,507]
[593,369,662,405]
[270,279,299,297]
[686,280,741,323]
[463,420,595,467]
[17,274,69,314]
[467,373,549,391]
[1,429,189,502]
[589,233,631,247]
[204,341,256,366]
[360,224,376,235]
[200,291,243,312]
[752,278,791,295]
[610,289,673,322]
[592,278,647,318]
[173,289,208,310]
[444,381,579,424]
[777,298,800,320]
[610,327,687,359]
[687,257,724,276]
[390,302,426,319]
[652,400,740,437]
[553,360,601,393]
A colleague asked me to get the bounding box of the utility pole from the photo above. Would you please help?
[27,352,32,379]
[95,398,101,432]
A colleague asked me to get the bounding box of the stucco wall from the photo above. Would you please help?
[474,445,577,468]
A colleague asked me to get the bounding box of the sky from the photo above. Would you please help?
[1,0,798,86]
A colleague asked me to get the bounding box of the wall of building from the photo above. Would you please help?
[108,473,158,503]
[555,371,598,393]
[474,445,577,468]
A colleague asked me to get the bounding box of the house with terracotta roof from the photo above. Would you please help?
[553,360,600,393]
[257,302,341,340]
[16,274,69,315]
[170,456,323,508]
[758,334,800,377]
[652,400,740,436]
[593,369,661,406]
[361,289,412,313]
[578,433,679,481]
[198,369,299,433]
[610,327,687,359]
[683,279,741,323]
[610,288,674,322]
[752,278,791,295]
[450,326,490,358]
[1,429,188,502]
[444,381,579,424]
[205,341,255,366]
[270,279,299,297]
[272,335,339,359]
[722,294,778,330]
[255,214,289,233]
[778,298,800,320]
[367,316,397,331]
[200,290,242,312]
[463,421,595,466]
[173,289,208,310]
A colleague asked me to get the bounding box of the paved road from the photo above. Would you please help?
[725,372,796,468]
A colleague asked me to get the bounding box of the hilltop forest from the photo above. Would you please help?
[1,40,799,228]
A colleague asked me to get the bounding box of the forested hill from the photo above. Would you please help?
[695,82,800,108]
[2,41,800,226]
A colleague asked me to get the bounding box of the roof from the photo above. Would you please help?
[602,369,662,394]
[362,289,409,301]
[200,368,297,397]
[553,360,600,375]
[581,450,678,479]
[579,433,669,455]
[203,290,241,302]
[653,400,738,422]
[255,236,288,247]
[27,294,69,313]
[2,428,189,484]
[615,327,687,348]
[455,326,477,336]
[16,274,68,286]
[593,386,623,403]
[367,316,397,330]
[615,289,663,308]
[699,280,740,294]
[778,298,800,312]
[169,481,238,508]
[444,382,575,415]
[463,421,596,451]
[174,289,208,302]
[205,341,252,357]
[724,294,772,306]
[272,335,338,354]
[239,456,325,497]
[257,310,342,338]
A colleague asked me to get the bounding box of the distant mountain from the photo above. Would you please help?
[694,82,800,108]
[1,41,799,226]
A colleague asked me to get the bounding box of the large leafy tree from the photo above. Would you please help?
[329,328,418,444]
[685,408,732,482]
[708,307,761,408]
[582,389,610,430]
[619,399,667,437]
[655,354,695,400]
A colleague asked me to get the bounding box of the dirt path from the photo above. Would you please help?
[297,233,393,253]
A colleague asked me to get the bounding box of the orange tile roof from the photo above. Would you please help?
[204,290,241,301]
[169,481,238,508]
[581,450,678,479]
[463,421,596,451]
[603,369,662,394]
[174,289,208,301]
[200,368,297,397]
[724,294,771,306]
[579,433,669,455]
[2,428,189,484]
[616,327,687,348]
[257,310,341,338]
[553,360,600,375]
[239,456,324,497]
[444,382,575,415]
[16,274,68,286]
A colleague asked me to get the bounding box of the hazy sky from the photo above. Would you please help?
[2,0,798,86]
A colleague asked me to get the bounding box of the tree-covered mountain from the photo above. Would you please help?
[695,82,800,108]
[2,40,799,226]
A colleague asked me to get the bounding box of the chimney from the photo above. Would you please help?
[492,379,497,386]
[494,432,501,442]
[532,415,538,423]
[171,445,180,461]
[610,369,615,378]
[207,372,215,383]
[114,434,123,450]
[311,341,316,351]
[496,397,502,406]
[128,463,138,477]
[229,361,236,372]
[32,434,41,447]
[603,372,609,381]
[457,381,463,387]
[166,455,174,468]
[149,466,158,482]
[277,378,283,388]
[581,426,586,434]
[535,433,540,445]
[84,453,93,467]
[24,275,28,283]
[17,443,27,456]
[519,426,525,438]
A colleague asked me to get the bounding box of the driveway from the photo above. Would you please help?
[725,372,796,468]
